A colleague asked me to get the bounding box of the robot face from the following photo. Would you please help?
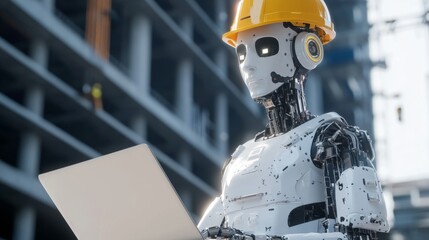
[236,23,297,99]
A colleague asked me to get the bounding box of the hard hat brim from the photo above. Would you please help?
[223,20,336,47]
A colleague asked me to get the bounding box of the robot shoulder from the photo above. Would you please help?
[312,113,375,162]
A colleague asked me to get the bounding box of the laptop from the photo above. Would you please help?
[39,144,203,240]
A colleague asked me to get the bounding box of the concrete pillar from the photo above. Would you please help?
[215,0,228,32]
[128,15,152,139]
[17,40,47,175]
[180,17,193,40]
[306,76,324,115]
[213,1,230,158]
[129,15,152,95]
[175,16,194,213]
[40,0,55,12]
[213,50,228,77]
[213,0,228,77]
[30,38,49,68]
[13,208,37,240]
[14,39,48,240]
[18,130,42,177]
[175,17,194,126]
[215,93,229,158]
[175,59,193,126]
[129,115,146,139]
[177,150,192,211]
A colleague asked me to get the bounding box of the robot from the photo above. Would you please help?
[198,0,390,239]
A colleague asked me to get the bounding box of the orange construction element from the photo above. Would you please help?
[86,0,111,60]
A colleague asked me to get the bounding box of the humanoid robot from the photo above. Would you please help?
[198,0,390,239]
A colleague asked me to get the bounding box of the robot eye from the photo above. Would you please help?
[307,40,320,58]
[255,37,279,57]
[236,44,247,64]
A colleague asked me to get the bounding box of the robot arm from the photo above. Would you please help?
[313,119,390,237]
[198,197,257,240]
[198,197,224,231]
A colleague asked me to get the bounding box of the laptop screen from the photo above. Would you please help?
[39,144,202,240]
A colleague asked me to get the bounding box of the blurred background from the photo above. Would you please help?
[0,0,428,239]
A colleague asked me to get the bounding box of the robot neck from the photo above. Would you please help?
[257,75,312,137]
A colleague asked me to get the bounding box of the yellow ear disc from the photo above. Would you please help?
[305,34,323,63]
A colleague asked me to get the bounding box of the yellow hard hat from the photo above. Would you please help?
[223,0,336,47]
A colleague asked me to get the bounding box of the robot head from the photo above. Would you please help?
[236,23,324,98]
[223,0,336,99]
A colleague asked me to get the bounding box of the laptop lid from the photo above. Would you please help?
[39,144,202,240]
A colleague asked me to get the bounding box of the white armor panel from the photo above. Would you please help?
[221,113,342,236]
[335,167,390,232]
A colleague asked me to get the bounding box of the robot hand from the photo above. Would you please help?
[201,226,256,240]
[201,228,347,240]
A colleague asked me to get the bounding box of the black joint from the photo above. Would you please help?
[283,22,292,29]
[304,23,311,31]
[283,22,301,33]
[271,71,290,83]
[271,71,279,83]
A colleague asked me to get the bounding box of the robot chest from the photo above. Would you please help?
[222,133,322,212]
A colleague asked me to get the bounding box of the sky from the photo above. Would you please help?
[368,0,429,183]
